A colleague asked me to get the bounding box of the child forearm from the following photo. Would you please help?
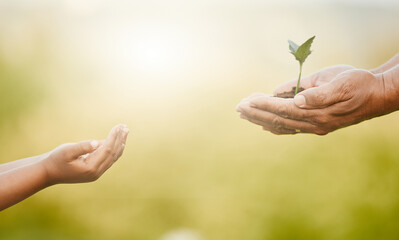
[0,154,49,173]
[0,161,49,211]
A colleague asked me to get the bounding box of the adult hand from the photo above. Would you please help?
[237,68,389,135]
[43,124,129,184]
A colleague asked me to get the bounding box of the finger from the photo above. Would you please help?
[293,78,347,109]
[88,124,124,167]
[249,95,316,122]
[114,127,129,160]
[114,125,129,159]
[65,140,100,159]
[236,92,267,112]
[107,124,125,159]
[105,124,124,148]
[80,139,105,161]
[237,94,272,113]
[118,126,129,156]
[239,103,318,133]
[98,125,129,172]
[240,113,298,135]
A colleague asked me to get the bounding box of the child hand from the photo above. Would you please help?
[43,124,129,185]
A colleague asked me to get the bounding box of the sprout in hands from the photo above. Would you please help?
[288,36,315,95]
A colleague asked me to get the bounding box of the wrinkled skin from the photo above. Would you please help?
[237,64,398,135]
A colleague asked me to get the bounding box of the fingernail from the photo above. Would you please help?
[90,140,99,149]
[294,95,306,108]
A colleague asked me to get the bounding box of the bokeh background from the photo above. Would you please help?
[1,0,399,239]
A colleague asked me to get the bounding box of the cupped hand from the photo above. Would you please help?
[237,68,387,135]
[43,124,129,184]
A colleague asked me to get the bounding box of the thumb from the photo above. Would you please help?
[67,140,100,158]
[293,81,340,109]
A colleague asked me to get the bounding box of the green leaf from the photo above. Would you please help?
[288,40,299,54]
[288,36,315,64]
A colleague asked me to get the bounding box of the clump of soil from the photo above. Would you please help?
[274,87,304,98]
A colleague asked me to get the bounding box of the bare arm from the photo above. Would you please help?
[0,124,129,211]
[381,63,399,112]
[0,154,49,173]
[0,161,49,211]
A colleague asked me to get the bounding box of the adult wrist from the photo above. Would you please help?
[379,70,399,113]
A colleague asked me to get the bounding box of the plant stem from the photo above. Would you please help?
[295,62,303,95]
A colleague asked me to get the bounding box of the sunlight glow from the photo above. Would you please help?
[115,22,190,76]
[136,35,178,73]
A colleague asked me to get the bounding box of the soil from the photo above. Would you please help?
[274,87,304,98]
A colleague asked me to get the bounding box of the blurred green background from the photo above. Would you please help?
[1,0,399,239]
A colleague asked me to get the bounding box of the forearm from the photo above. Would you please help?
[371,53,399,74]
[0,161,50,211]
[0,153,49,173]
[381,64,399,113]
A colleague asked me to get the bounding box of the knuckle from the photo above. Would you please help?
[104,147,113,154]
[278,104,290,118]
[301,111,313,121]
[250,109,262,120]
[315,115,329,125]
[335,70,367,99]
[272,116,285,131]
[338,81,355,96]
[315,93,328,105]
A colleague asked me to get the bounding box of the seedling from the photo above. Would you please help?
[288,36,315,95]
